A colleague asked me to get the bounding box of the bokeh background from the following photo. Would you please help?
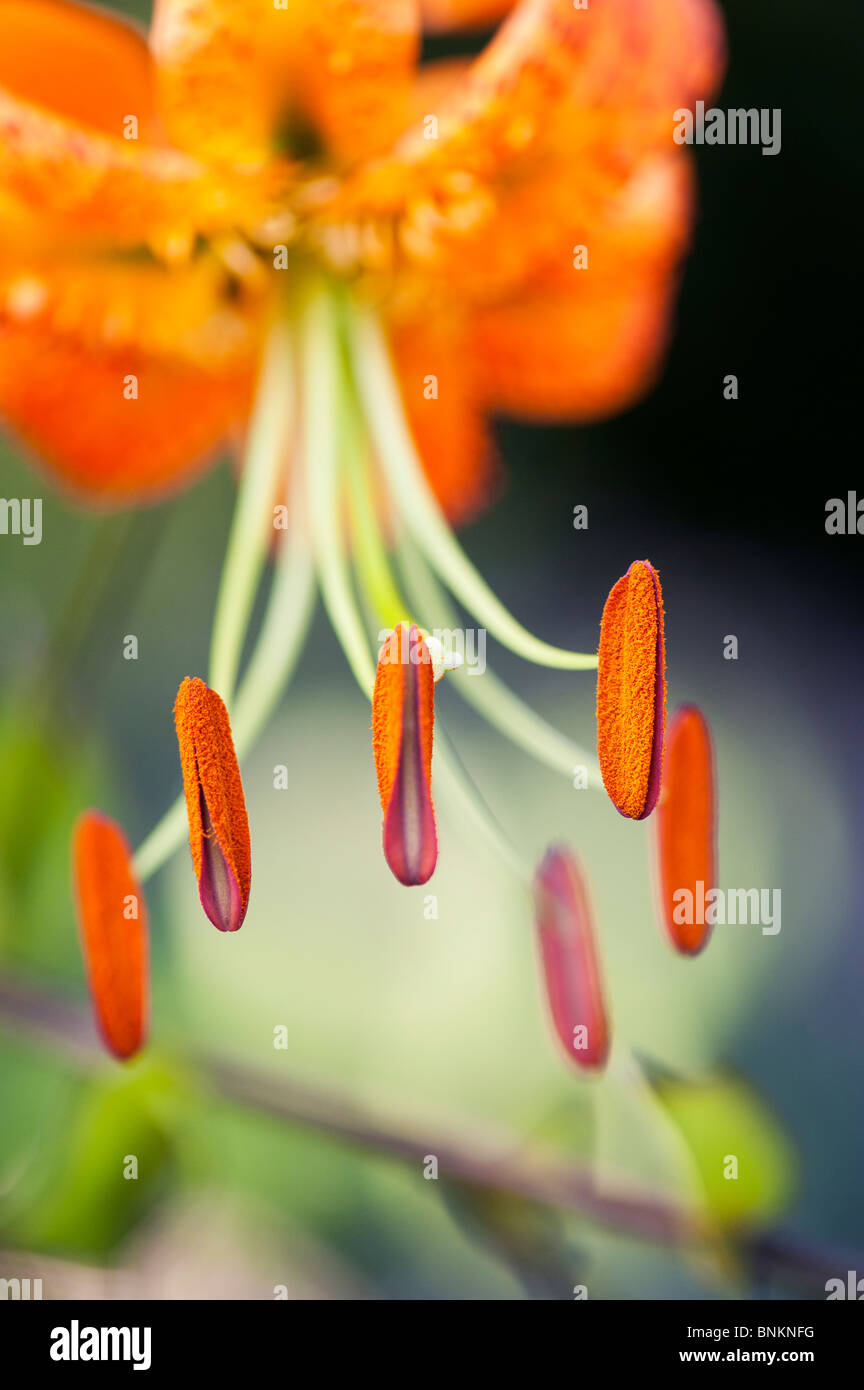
[1,0,862,1299]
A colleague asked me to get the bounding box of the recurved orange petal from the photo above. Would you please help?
[372,622,438,886]
[174,677,252,932]
[0,320,254,503]
[596,560,666,821]
[335,0,723,294]
[470,276,673,423]
[295,0,420,165]
[655,704,716,955]
[151,0,420,168]
[73,811,149,1061]
[0,0,273,248]
[0,0,158,138]
[389,313,497,524]
[150,0,288,165]
[0,84,237,248]
[534,845,609,1072]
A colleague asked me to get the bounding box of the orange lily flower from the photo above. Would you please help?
[18,2,726,1067]
[0,0,724,510]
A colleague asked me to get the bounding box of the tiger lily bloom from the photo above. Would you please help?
[0,0,724,507]
[655,703,716,955]
[73,811,149,1060]
[4,3,724,991]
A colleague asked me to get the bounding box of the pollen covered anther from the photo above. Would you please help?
[73,811,148,1061]
[655,703,716,955]
[372,622,438,886]
[174,676,251,932]
[596,559,666,820]
[533,846,610,1073]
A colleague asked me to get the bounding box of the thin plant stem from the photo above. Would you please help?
[0,973,856,1296]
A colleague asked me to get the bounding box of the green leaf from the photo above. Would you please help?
[651,1074,796,1228]
[9,1059,191,1258]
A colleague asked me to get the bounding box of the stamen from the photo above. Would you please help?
[342,437,532,885]
[533,846,610,1072]
[174,677,252,932]
[346,301,599,673]
[596,559,666,820]
[73,812,148,1061]
[655,704,716,956]
[134,362,313,885]
[373,623,438,886]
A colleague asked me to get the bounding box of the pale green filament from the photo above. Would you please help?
[300,286,376,696]
[332,375,601,789]
[134,334,312,884]
[229,472,316,755]
[344,429,406,632]
[346,302,599,674]
[434,733,533,886]
[132,796,189,885]
[133,492,315,884]
[396,538,603,789]
[209,320,294,707]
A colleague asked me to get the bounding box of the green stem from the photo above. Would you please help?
[346,302,599,673]
[208,321,294,707]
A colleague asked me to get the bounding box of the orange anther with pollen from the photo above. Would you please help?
[372,622,438,886]
[73,811,148,1061]
[656,703,716,955]
[174,676,251,932]
[596,559,666,820]
[533,846,610,1073]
